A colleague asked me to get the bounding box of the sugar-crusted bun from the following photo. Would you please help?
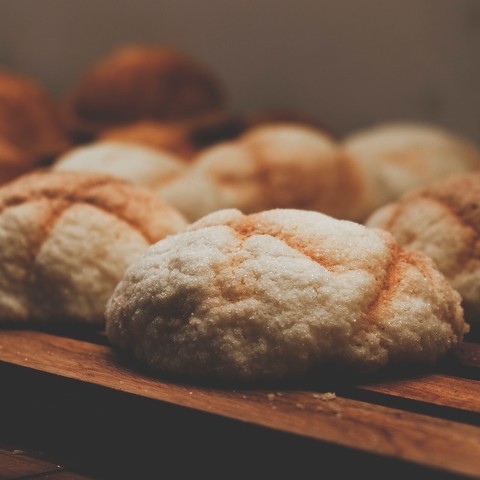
[0,171,187,324]
[159,125,364,222]
[366,171,480,323]
[53,141,185,188]
[63,45,225,137]
[0,69,69,160]
[106,208,466,381]
[158,122,480,223]
[345,122,480,218]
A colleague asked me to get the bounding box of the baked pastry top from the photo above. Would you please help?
[0,137,36,185]
[53,140,185,188]
[366,171,480,323]
[106,208,466,381]
[0,170,187,324]
[63,45,226,137]
[345,122,480,218]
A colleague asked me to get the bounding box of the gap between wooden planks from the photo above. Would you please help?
[0,329,479,478]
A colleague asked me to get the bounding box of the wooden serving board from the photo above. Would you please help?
[0,327,479,479]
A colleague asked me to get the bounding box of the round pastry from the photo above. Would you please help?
[158,124,364,222]
[0,170,187,324]
[344,122,480,220]
[0,69,69,160]
[63,45,226,137]
[106,208,466,381]
[366,171,480,323]
[53,140,185,189]
[0,137,36,185]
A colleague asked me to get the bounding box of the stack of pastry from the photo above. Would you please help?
[1,43,478,382]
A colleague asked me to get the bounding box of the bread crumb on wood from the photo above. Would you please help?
[313,392,336,401]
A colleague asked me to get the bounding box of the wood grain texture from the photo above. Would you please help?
[0,329,479,478]
[359,373,480,413]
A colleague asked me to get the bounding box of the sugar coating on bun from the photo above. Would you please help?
[366,171,480,323]
[0,171,187,324]
[106,208,466,381]
[159,124,365,222]
[53,141,185,188]
[345,122,480,218]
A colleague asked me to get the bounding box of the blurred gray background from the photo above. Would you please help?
[0,0,479,141]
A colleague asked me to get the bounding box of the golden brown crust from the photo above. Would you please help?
[0,70,70,160]
[0,137,37,184]
[418,173,480,236]
[63,45,225,135]
[99,121,198,159]
[225,214,337,270]
[212,133,365,219]
[0,170,186,242]
[381,173,480,278]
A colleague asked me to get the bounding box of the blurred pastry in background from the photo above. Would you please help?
[158,123,363,222]
[366,171,480,325]
[230,108,336,139]
[62,45,227,141]
[0,69,70,162]
[344,122,480,220]
[0,137,36,185]
[0,170,187,325]
[157,121,480,223]
[99,110,237,160]
[53,140,185,188]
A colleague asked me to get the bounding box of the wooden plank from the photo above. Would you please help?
[358,373,480,413]
[0,448,62,480]
[0,330,479,478]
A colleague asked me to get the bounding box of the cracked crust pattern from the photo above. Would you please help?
[0,170,187,324]
[106,208,466,381]
[366,172,480,322]
[159,124,368,222]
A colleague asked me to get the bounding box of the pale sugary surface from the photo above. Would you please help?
[345,122,480,218]
[366,171,480,322]
[0,170,187,324]
[54,141,185,188]
[106,208,466,380]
